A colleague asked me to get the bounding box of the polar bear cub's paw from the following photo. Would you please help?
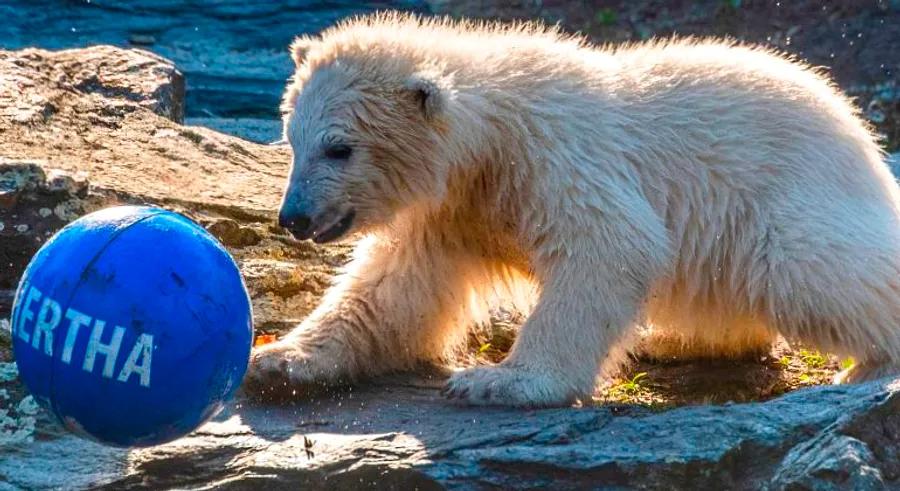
[244,339,349,398]
[442,364,580,407]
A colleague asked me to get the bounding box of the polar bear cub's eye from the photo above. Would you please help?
[324,144,353,160]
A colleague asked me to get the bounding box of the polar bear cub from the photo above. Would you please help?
[247,13,900,407]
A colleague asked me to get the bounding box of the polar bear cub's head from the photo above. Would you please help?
[277,29,452,244]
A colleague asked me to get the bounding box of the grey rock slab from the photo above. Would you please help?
[1,376,897,490]
[772,434,885,491]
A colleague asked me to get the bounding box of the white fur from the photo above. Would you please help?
[246,13,900,407]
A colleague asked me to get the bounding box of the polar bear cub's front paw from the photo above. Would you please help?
[244,339,349,398]
[442,364,580,407]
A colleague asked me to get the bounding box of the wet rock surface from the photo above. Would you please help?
[1,375,897,490]
[1,37,900,491]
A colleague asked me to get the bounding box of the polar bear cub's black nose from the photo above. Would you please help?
[279,212,313,240]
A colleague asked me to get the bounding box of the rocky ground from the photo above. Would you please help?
[0,36,899,491]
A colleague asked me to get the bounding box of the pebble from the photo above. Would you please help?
[129,34,156,45]
[206,218,262,247]
[0,362,17,383]
[53,201,81,222]
[154,128,178,139]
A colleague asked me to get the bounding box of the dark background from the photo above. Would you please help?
[1,1,897,150]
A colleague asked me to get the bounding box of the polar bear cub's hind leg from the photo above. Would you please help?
[763,209,900,385]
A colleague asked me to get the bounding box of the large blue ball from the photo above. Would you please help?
[11,206,253,447]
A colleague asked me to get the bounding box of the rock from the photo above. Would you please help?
[0,46,184,125]
[128,34,156,46]
[0,376,897,489]
[206,218,262,247]
[0,161,92,289]
[772,434,885,490]
[46,169,89,198]
[0,160,45,209]
[239,257,336,331]
[0,45,288,215]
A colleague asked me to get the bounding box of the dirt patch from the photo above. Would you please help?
[595,340,843,409]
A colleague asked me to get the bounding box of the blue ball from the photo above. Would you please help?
[10,206,253,447]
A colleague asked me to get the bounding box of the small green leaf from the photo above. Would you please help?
[594,8,617,26]
[840,357,856,370]
[798,349,826,369]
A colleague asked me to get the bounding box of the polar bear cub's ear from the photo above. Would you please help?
[405,73,448,120]
[290,35,318,67]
